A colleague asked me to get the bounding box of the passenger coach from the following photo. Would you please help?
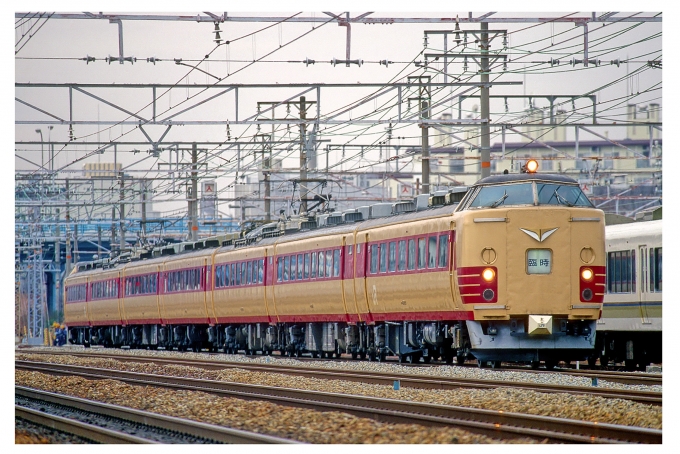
[65,163,606,368]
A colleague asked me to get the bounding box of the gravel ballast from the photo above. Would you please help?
[16,348,662,431]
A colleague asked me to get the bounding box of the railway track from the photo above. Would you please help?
[18,351,661,405]
[16,360,661,443]
[15,386,298,444]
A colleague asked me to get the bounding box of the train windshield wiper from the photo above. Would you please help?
[487,192,508,208]
[554,189,574,207]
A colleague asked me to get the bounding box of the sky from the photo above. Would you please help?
[12,5,664,218]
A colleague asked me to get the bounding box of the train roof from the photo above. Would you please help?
[474,173,578,186]
[605,219,662,240]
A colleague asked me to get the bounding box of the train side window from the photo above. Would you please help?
[225,265,231,287]
[259,259,265,283]
[230,264,236,286]
[234,263,240,286]
[418,238,427,270]
[654,247,662,291]
[215,266,222,288]
[304,253,310,279]
[397,240,406,271]
[333,249,341,277]
[311,252,317,278]
[326,250,333,278]
[318,251,325,278]
[428,236,437,269]
[388,242,396,272]
[379,243,387,273]
[290,255,297,281]
[438,234,449,268]
[297,254,303,280]
[277,258,282,282]
[348,245,353,255]
[631,250,636,293]
[241,263,247,286]
[246,261,252,284]
[283,256,290,281]
[607,250,636,293]
[648,248,662,292]
[407,239,416,270]
[370,244,378,274]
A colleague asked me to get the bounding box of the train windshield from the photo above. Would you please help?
[536,183,592,207]
[468,183,534,208]
[465,181,593,209]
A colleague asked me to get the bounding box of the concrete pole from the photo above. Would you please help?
[119,172,126,252]
[299,96,308,215]
[141,179,147,241]
[421,100,430,194]
[264,167,271,223]
[480,22,491,179]
[190,143,199,241]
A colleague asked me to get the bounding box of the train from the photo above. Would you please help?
[590,219,662,370]
[64,164,606,369]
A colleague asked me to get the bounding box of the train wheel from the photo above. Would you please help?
[477,360,487,368]
[368,352,376,362]
[360,351,367,360]
[530,361,540,369]
[351,352,358,360]
[544,360,556,371]
[398,354,406,363]
[295,350,301,358]
[423,355,432,364]
[311,352,319,359]
[456,355,466,366]
[378,351,387,362]
[491,361,502,369]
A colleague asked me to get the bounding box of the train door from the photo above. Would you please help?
[354,233,372,320]
[266,246,278,323]
[448,224,460,307]
[264,249,276,323]
[202,258,210,322]
[638,245,651,324]
[341,236,355,320]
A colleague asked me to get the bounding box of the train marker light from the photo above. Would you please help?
[581,268,594,282]
[525,159,539,173]
[482,268,495,282]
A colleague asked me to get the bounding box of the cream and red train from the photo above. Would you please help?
[65,170,606,368]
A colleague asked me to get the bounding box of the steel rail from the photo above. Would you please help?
[15,385,298,444]
[16,360,662,443]
[21,351,661,405]
[15,406,157,444]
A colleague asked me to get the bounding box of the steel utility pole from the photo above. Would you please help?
[480,22,491,178]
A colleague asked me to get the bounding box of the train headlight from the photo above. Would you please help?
[525,159,539,173]
[581,268,594,282]
[482,268,496,282]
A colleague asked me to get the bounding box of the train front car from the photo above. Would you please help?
[454,169,605,368]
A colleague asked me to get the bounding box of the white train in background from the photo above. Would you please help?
[591,219,662,370]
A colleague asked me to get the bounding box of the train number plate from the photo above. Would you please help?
[527,249,552,274]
